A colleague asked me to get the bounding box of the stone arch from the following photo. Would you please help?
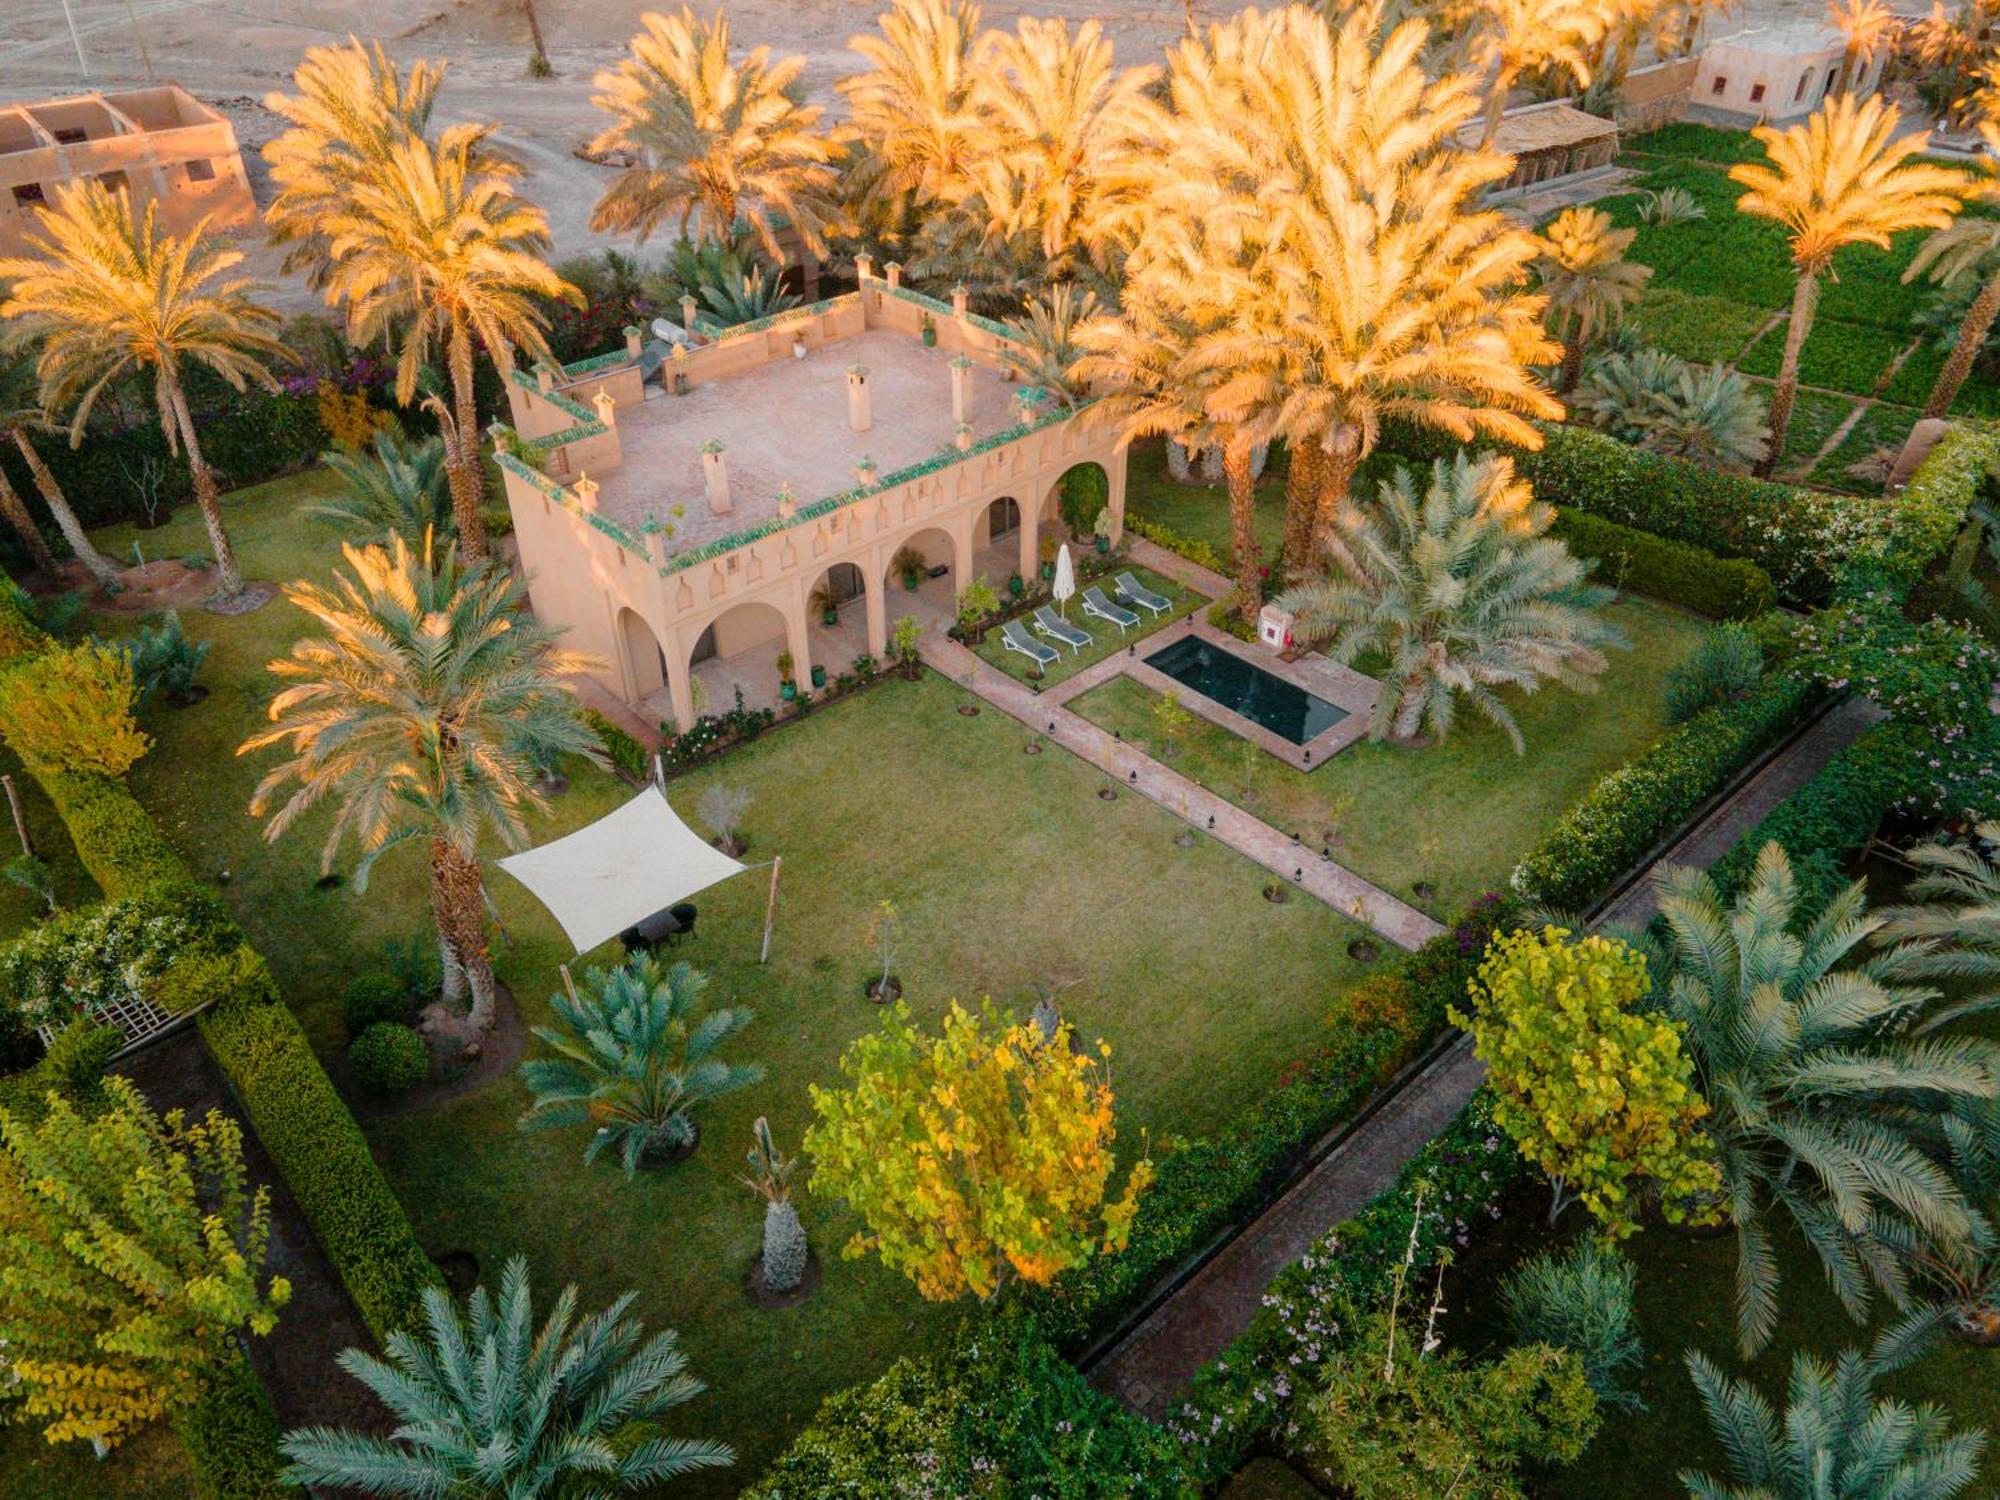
[1047,461,1110,541]
[985,495,1022,544]
[688,596,792,716]
[617,608,669,702]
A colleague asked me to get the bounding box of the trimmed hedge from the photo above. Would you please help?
[1511,670,1818,909]
[1551,507,1777,619]
[170,1353,293,1500]
[582,707,649,782]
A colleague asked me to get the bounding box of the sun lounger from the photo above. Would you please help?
[1081,585,1140,633]
[1000,618,1058,671]
[1033,605,1092,656]
[1115,571,1172,616]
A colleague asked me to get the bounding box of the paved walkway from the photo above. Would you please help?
[1084,685,1890,1417]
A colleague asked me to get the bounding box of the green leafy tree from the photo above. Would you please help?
[0,1078,290,1448]
[309,427,454,551]
[1454,926,1718,1237]
[519,956,762,1175]
[1304,1307,1600,1500]
[1650,843,2000,1357]
[1681,1311,1985,1500]
[1274,455,1623,752]
[805,1000,1153,1301]
[0,181,287,600]
[241,534,603,1040]
[0,639,150,777]
[281,1255,732,1496]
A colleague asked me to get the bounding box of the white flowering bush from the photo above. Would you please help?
[0,887,234,1029]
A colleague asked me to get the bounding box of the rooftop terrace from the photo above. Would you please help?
[589,328,1020,549]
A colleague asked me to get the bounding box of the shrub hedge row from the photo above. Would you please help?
[1550,507,1777,619]
[171,1354,293,1500]
[0,593,437,1496]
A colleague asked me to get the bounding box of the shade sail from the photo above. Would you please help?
[497,787,747,954]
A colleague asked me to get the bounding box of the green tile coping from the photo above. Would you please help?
[877,280,1016,340]
[494,450,650,558]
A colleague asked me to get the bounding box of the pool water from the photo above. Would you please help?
[1145,636,1348,745]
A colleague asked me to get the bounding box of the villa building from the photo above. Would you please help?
[0,84,255,255]
[499,264,1127,733]
[1688,21,1883,124]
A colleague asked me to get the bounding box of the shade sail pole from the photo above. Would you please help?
[760,856,783,963]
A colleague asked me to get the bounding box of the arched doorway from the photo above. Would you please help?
[806,561,871,676]
[1050,462,1109,542]
[618,608,668,702]
[986,496,1021,544]
[689,598,791,715]
[885,525,958,628]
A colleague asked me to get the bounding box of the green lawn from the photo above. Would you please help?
[1775,387,1860,470]
[0,1425,192,1500]
[1067,596,1708,920]
[1811,401,1922,493]
[972,562,1205,687]
[62,472,1400,1489]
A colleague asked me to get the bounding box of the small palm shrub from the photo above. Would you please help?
[1274,454,1622,753]
[697,262,800,326]
[696,784,752,857]
[1636,186,1705,225]
[1662,623,1763,724]
[310,429,453,550]
[741,1115,808,1295]
[117,611,210,707]
[347,1022,428,1098]
[1502,1243,1644,1412]
[1574,349,1769,470]
[1681,1311,1985,1500]
[281,1255,733,1495]
[519,957,762,1175]
[890,545,928,589]
[644,234,749,308]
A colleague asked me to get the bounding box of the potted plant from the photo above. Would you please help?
[810,664,827,689]
[809,580,839,627]
[1093,508,1114,555]
[1039,534,1058,581]
[791,333,807,360]
[776,649,797,702]
[891,544,927,591]
[1007,572,1024,597]
[919,312,937,347]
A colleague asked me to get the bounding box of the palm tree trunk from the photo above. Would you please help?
[164,371,243,597]
[430,837,496,1035]
[522,0,549,66]
[0,456,58,577]
[11,430,117,585]
[1922,269,2000,420]
[1559,326,1587,394]
[1313,440,1361,552]
[445,320,492,562]
[1282,439,1321,579]
[1221,437,1260,625]
[1758,271,1819,479]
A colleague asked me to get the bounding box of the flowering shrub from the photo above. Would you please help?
[0,885,236,1029]
[1125,516,1230,577]
[1790,594,1999,731]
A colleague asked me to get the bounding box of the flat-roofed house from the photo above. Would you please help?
[0,84,255,255]
[498,264,1129,733]
[1690,21,1885,124]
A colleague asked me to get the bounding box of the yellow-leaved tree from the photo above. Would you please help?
[805,1000,1152,1301]
[0,1078,289,1448]
[0,639,150,778]
[1450,926,1719,1238]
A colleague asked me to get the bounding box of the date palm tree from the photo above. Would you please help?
[1682,1311,1984,1500]
[1465,0,1609,147]
[1731,96,1966,476]
[281,1255,732,1496]
[966,16,1160,275]
[240,534,603,1041]
[265,43,576,563]
[1148,7,1561,571]
[997,283,1098,406]
[1830,0,1900,93]
[1649,843,2000,1359]
[1535,207,1654,391]
[1901,123,2000,419]
[520,956,762,1176]
[588,7,837,261]
[1877,821,2000,1029]
[0,182,284,603]
[839,0,990,220]
[1274,453,1622,752]
[308,428,454,551]
[0,359,69,580]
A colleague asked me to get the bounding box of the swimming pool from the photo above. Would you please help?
[1144,636,1349,745]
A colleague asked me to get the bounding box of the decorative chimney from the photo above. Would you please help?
[571,473,599,512]
[950,284,970,318]
[855,252,875,282]
[701,439,731,514]
[1013,386,1043,426]
[776,482,798,520]
[954,420,974,452]
[885,261,903,288]
[846,363,873,433]
[623,324,643,359]
[950,355,974,424]
[535,363,556,393]
[680,294,699,335]
[592,389,616,429]
[853,455,878,488]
